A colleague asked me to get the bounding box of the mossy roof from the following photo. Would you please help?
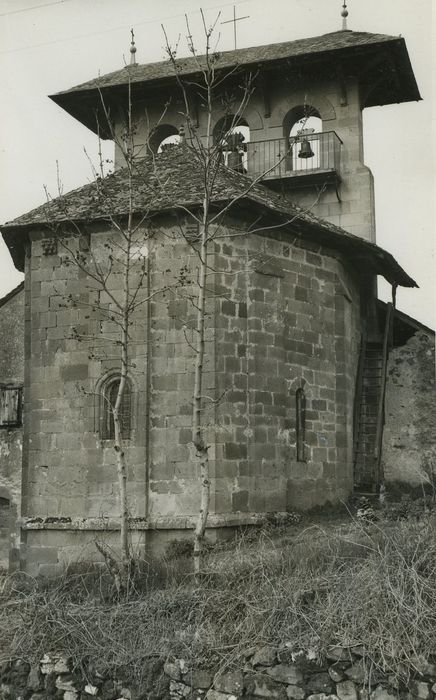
[52,30,417,98]
[1,147,417,288]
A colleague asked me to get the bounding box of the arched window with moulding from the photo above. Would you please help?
[148,124,181,154]
[213,115,250,172]
[100,376,133,440]
[283,105,322,172]
[296,387,306,462]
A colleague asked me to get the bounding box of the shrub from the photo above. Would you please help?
[1,517,435,686]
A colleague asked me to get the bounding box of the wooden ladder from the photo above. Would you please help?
[353,304,394,492]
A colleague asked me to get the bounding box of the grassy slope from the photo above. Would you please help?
[1,512,435,688]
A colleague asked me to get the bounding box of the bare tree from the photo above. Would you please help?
[162,12,317,578]
[42,14,318,585]
[43,83,179,595]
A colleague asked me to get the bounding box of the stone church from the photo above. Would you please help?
[1,14,435,574]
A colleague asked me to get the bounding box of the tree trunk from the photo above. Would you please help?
[192,222,210,580]
[113,345,130,572]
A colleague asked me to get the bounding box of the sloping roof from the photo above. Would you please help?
[377,300,434,342]
[49,30,420,136]
[53,30,413,95]
[0,282,24,310]
[1,146,417,288]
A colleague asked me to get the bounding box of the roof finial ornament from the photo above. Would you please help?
[341,1,349,31]
[130,28,137,65]
[221,5,250,50]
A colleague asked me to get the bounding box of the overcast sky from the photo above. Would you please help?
[0,0,434,327]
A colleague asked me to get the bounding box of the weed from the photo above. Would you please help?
[1,517,435,687]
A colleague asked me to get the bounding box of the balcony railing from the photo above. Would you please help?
[244,131,342,183]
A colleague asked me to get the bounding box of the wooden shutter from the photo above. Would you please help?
[0,387,22,427]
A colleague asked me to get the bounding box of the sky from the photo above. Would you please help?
[0,0,434,328]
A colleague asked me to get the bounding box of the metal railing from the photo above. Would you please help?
[245,131,342,181]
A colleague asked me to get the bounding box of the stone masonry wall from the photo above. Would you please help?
[21,216,362,573]
[0,285,24,570]
[147,224,215,520]
[21,220,215,573]
[166,646,436,700]
[382,330,436,487]
[2,645,436,700]
[211,223,361,512]
[22,227,150,575]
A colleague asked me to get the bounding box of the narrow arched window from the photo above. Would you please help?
[102,377,132,440]
[296,388,306,462]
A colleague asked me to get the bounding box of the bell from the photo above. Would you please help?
[298,138,315,159]
[227,151,244,172]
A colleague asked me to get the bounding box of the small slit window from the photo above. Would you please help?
[0,386,22,428]
[296,388,306,462]
[101,378,132,440]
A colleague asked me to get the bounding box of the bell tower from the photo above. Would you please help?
[49,12,420,245]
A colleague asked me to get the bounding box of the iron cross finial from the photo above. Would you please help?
[221,5,250,50]
[130,28,137,65]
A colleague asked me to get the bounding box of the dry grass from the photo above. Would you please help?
[1,515,435,687]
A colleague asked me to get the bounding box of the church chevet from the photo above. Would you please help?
[1,4,434,575]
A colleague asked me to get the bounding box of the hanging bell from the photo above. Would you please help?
[227,151,244,172]
[298,138,315,159]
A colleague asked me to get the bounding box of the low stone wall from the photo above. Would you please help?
[0,653,169,700]
[383,330,436,487]
[1,646,436,700]
[166,646,436,700]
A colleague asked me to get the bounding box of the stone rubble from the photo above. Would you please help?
[1,645,436,700]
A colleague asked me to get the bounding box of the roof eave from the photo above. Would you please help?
[1,168,417,290]
[0,280,24,308]
[49,35,421,137]
[299,219,417,289]
[1,230,27,273]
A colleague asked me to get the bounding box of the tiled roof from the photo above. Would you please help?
[1,147,416,288]
[53,31,403,95]
[0,282,24,309]
[377,300,434,337]
[49,29,420,138]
